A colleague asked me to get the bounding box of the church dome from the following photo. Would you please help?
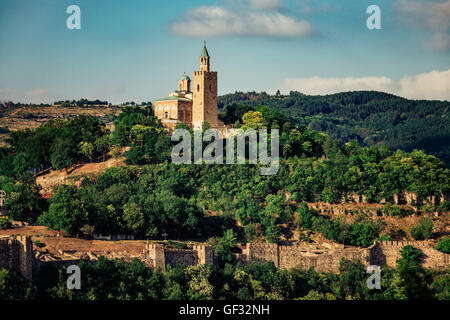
[179,73,190,81]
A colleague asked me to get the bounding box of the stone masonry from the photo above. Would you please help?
[2,236,448,277]
[142,241,449,273]
[142,243,214,272]
[0,235,33,280]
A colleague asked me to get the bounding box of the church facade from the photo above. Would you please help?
[154,44,225,131]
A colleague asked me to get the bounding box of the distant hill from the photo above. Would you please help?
[0,103,122,147]
[218,91,450,166]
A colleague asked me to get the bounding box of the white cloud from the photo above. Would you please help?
[279,69,450,101]
[395,0,450,51]
[249,0,284,10]
[396,70,450,100]
[170,6,314,38]
[301,3,340,14]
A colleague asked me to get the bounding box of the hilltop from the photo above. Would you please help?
[218,91,450,166]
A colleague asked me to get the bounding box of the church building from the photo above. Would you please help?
[154,44,225,131]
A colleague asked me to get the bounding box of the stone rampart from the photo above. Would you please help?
[0,236,33,280]
[369,241,449,269]
[3,236,447,277]
[241,243,369,273]
[143,243,215,272]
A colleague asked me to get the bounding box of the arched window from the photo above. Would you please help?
[209,84,212,92]
[164,112,168,118]
[197,84,200,92]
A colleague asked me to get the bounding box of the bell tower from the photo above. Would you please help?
[192,42,219,130]
[200,42,210,72]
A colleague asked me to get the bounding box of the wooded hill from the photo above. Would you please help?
[218,91,450,166]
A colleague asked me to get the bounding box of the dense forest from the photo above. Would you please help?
[218,91,450,166]
[1,105,449,246]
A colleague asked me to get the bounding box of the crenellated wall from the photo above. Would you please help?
[140,241,448,273]
[241,243,369,272]
[369,241,449,269]
[236,241,449,273]
[3,236,446,278]
[143,243,214,272]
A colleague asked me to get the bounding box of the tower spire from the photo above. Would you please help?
[201,41,209,58]
[200,42,210,71]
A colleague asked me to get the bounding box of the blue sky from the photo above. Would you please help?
[0,0,449,103]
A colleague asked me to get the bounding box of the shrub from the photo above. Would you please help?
[125,145,145,165]
[296,202,316,229]
[437,201,450,213]
[34,239,45,248]
[0,216,12,229]
[383,203,401,216]
[111,145,122,159]
[350,221,380,247]
[435,237,450,254]
[410,218,433,240]
[377,233,391,241]
[382,203,413,217]
[398,245,422,267]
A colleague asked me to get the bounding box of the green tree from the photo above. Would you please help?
[50,139,73,171]
[0,269,35,299]
[123,202,145,234]
[79,141,94,162]
[213,229,237,265]
[38,185,88,236]
[241,111,267,130]
[396,245,432,299]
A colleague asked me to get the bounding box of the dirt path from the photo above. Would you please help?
[36,155,126,193]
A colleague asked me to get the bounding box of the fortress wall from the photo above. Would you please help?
[243,243,369,273]
[194,244,214,266]
[164,248,197,268]
[369,241,450,269]
[233,253,248,265]
[0,238,10,270]
[0,236,33,280]
[244,243,279,267]
[144,243,215,272]
[3,236,446,277]
[146,243,166,272]
[240,241,448,273]
[279,246,369,272]
[16,236,33,280]
[310,192,449,215]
